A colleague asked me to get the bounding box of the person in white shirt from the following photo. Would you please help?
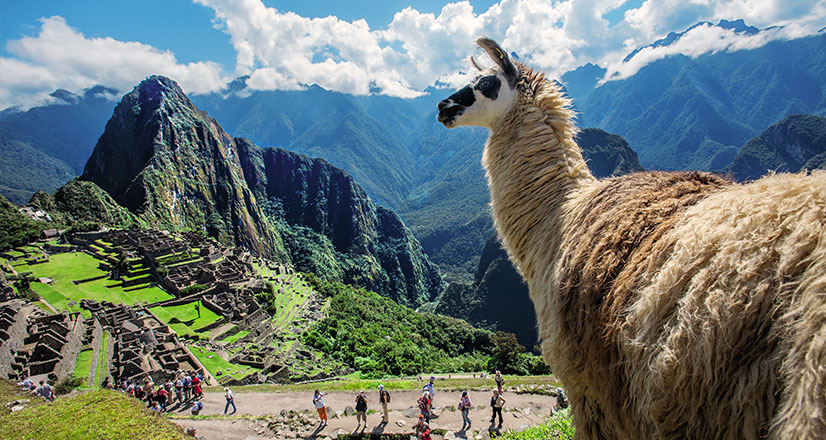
[224,387,236,414]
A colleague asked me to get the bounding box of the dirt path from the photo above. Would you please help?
[168,389,557,440]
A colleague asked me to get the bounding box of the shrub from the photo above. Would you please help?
[54,375,84,395]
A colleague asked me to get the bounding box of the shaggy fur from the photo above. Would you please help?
[479,63,826,439]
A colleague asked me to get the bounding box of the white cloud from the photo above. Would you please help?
[1,1,824,109]
[0,16,227,110]
[603,21,822,81]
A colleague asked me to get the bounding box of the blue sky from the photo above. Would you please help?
[0,0,823,109]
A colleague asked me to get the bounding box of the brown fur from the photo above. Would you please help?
[474,62,826,439]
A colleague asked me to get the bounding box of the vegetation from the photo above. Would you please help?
[497,408,575,440]
[149,301,221,338]
[0,384,190,440]
[73,349,93,388]
[8,252,173,315]
[0,195,56,250]
[301,273,492,377]
[188,345,261,381]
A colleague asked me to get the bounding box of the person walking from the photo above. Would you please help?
[355,391,368,429]
[378,384,391,424]
[490,389,505,428]
[423,376,435,405]
[459,390,472,430]
[417,390,432,423]
[494,371,505,394]
[313,390,328,426]
[555,387,569,410]
[224,387,236,414]
[415,414,432,440]
[191,398,203,415]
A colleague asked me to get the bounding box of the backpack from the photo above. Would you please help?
[356,395,367,411]
[418,396,429,412]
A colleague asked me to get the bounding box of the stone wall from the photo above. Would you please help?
[51,313,86,381]
[0,301,27,379]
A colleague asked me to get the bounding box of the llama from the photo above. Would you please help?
[438,37,826,439]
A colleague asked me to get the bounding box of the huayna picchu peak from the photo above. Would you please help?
[75,75,441,307]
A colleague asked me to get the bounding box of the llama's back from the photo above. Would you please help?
[623,170,826,439]
[544,170,826,439]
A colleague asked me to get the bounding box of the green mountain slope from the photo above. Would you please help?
[578,32,826,171]
[722,114,826,181]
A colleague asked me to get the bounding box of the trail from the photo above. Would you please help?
[168,389,557,440]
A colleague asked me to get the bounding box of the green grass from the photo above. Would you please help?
[14,253,173,310]
[94,331,110,387]
[212,374,560,393]
[0,384,191,440]
[220,330,249,344]
[73,350,94,388]
[149,301,221,338]
[497,408,574,440]
[187,345,260,381]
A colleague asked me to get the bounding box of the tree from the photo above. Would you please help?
[488,331,526,374]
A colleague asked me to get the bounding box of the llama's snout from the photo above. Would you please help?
[437,99,464,127]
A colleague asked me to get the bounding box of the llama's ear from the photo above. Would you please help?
[477,37,517,87]
[469,56,484,72]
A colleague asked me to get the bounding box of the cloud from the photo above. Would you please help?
[0,16,227,110]
[603,21,822,81]
[1,1,824,109]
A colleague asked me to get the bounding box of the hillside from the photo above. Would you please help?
[72,76,441,307]
[577,31,826,171]
[0,86,117,204]
[722,114,826,180]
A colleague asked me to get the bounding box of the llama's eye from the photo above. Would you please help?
[474,75,501,100]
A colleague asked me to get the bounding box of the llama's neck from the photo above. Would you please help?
[482,80,595,281]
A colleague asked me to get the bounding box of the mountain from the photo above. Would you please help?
[722,114,826,181]
[577,31,826,171]
[80,76,283,258]
[435,129,643,347]
[74,75,440,307]
[236,141,442,307]
[623,19,759,63]
[0,85,118,204]
[27,180,135,229]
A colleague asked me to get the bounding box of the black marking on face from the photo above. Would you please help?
[449,85,476,107]
[474,75,501,100]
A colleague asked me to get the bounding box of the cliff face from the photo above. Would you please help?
[723,114,826,181]
[237,141,442,307]
[80,76,283,257]
[75,76,440,307]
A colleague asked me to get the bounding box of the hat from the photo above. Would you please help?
[556,387,563,393]
[378,384,384,390]
[419,414,424,419]
[462,391,467,396]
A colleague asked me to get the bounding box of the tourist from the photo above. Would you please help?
[17,378,34,390]
[313,390,328,426]
[423,376,435,404]
[417,390,431,423]
[175,378,184,403]
[191,398,204,415]
[459,390,472,430]
[355,390,368,429]
[35,380,55,401]
[490,389,505,427]
[150,400,162,415]
[183,373,192,400]
[192,374,203,399]
[160,384,172,410]
[224,387,236,414]
[143,377,155,408]
[378,384,391,424]
[415,414,432,440]
[494,371,504,394]
[555,387,569,410]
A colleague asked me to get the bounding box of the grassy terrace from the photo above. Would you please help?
[73,349,94,388]
[270,274,313,330]
[207,374,562,393]
[0,383,190,440]
[219,329,249,344]
[94,331,111,386]
[148,300,222,338]
[7,252,173,316]
[188,345,261,382]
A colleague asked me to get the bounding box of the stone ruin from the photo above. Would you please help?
[2,309,85,382]
[81,300,204,385]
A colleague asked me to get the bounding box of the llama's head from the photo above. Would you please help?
[437,38,518,129]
